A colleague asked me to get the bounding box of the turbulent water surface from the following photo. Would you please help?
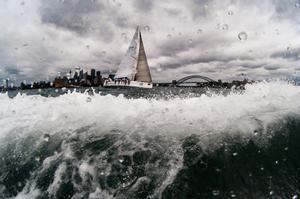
[0,81,300,199]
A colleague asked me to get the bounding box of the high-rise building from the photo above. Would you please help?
[91,69,96,80]
[96,71,101,77]
[79,70,84,80]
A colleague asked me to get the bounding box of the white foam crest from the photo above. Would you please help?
[0,81,299,139]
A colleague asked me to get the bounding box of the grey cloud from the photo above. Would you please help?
[134,0,154,12]
[40,0,104,35]
[264,65,280,71]
[270,48,300,61]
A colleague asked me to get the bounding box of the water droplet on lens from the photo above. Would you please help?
[212,190,220,196]
[233,152,238,156]
[222,24,229,30]
[101,51,106,56]
[86,45,90,49]
[43,134,50,142]
[275,29,280,35]
[119,158,124,163]
[197,29,203,34]
[238,32,248,40]
[167,34,172,38]
[284,147,288,151]
[228,10,234,15]
[292,195,298,199]
[188,39,193,44]
[100,171,105,175]
[295,3,300,7]
[20,1,25,5]
[12,110,16,115]
[144,25,150,32]
[230,191,236,198]
[86,97,92,103]
[275,160,279,164]
[260,167,264,171]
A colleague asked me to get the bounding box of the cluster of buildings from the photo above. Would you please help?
[52,67,104,88]
[0,67,105,91]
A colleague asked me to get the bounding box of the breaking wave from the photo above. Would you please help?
[0,81,300,199]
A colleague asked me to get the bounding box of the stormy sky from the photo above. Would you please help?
[1,0,300,84]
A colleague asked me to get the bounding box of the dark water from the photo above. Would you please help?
[0,82,299,199]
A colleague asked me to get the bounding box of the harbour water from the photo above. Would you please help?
[0,81,300,199]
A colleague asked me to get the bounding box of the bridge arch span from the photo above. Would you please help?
[175,75,217,85]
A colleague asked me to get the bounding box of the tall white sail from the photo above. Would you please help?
[135,31,152,83]
[114,27,140,80]
[114,26,152,83]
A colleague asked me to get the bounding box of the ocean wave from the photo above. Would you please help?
[0,81,299,198]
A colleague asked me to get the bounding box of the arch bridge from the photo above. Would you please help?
[173,75,217,86]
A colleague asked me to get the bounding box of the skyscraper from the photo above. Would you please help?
[91,69,96,80]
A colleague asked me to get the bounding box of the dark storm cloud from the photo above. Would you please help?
[40,0,104,35]
[134,0,154,12]
[270,48,300,61]
[161,54,241,70]
[264,65,280,71]
[1,0,300,83]
[4,66,21,75]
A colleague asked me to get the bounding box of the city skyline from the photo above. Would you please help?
[1,0,300,84]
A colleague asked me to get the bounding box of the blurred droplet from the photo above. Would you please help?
[253,129,258,136]
[260,167,264,171]
[14,47,19,50]
[248,50,253,56]
[233,152,238,156]
[292,195,298,199]
[86,45,90,49]
[188,39,193,44]
[55,89,59,93]
[101,51,106,56]
[284,147,288,151]
[238,32,248,41]
[20,1,25,5]
[197,29,203,34]
[212,190,220,196]
[275,160,279,164]
[144,25,150,32]
[119,157,124,163]
[167,34,172,38]
[222,24,229,30]
[12,110,16,115]
[275,29,280,35]
[43,134,50,142]
[86,97,92,103]
[230,191,236,198]
[228,10,234,15]
[23,43,29,47]
[100,171,105,175]
[295,3,300,7]
[269,191,274,195]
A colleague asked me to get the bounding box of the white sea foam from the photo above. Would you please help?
[0,81,299,140]
[3,81,300,199]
